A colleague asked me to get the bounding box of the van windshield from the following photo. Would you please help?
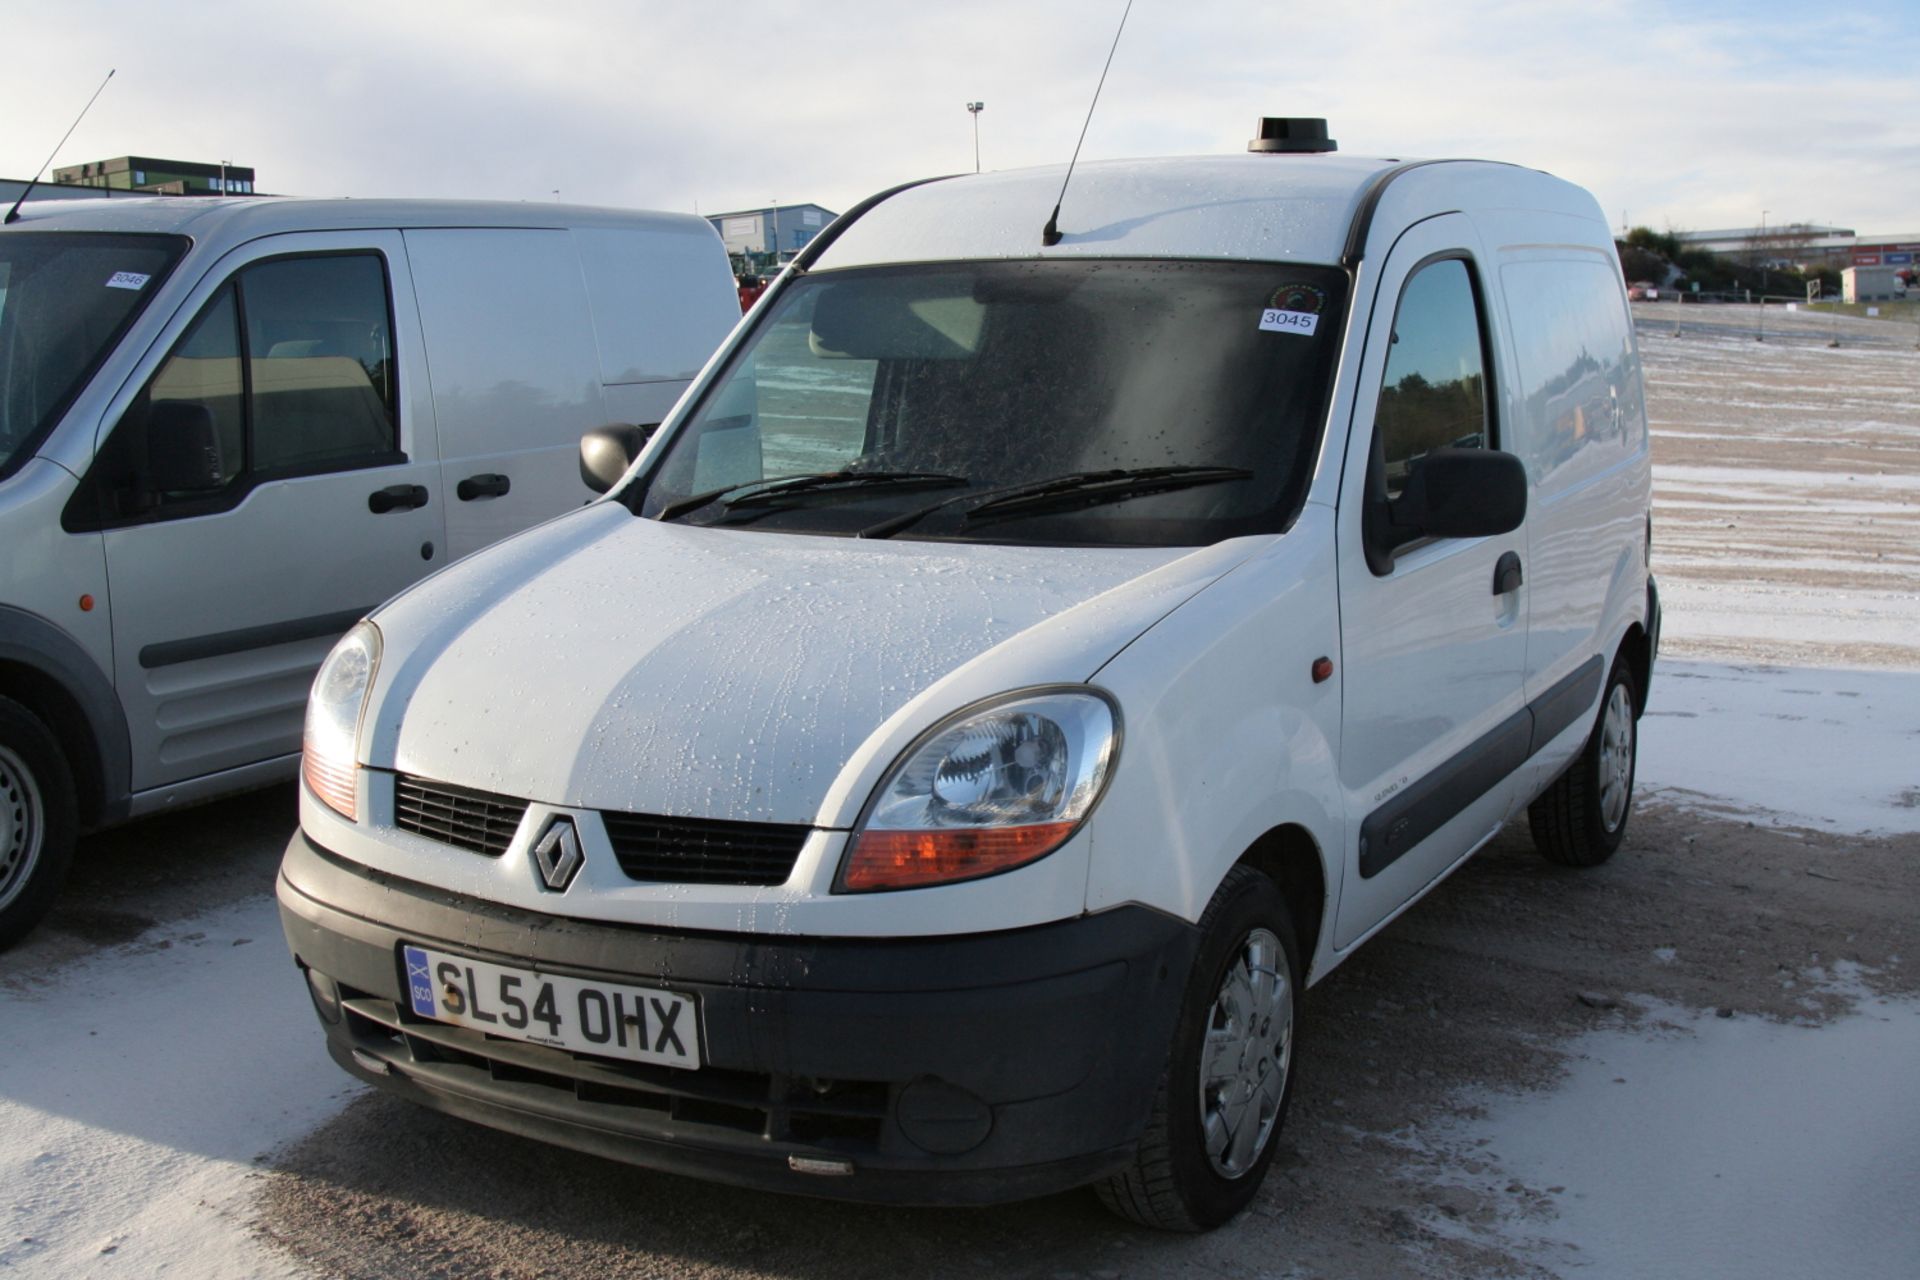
[634,259,1348,546]
[0,231,188,480]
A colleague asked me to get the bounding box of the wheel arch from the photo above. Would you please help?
[0,606,131,831]
[1237,823,1329,984]
[1617,620,1652,718]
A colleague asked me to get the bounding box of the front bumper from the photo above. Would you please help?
[277,829,1197,1206]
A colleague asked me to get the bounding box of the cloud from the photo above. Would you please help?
[5,0,1916,233]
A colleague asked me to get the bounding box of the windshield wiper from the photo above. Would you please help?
[656,470,968,521]
[859,465,1253,540]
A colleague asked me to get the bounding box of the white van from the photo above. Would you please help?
[0,196,739,945]
[277,123,1660,1230]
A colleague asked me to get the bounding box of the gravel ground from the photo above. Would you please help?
[244,304,1920,1278]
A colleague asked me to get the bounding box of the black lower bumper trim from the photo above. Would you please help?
[278,829,1197,1205]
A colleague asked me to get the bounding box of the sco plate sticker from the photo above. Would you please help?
[1259,282,1327,335]
[105,271,151,291]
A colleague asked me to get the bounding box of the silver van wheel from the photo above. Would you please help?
[1598,683,1634,834]
[0,744,45,915]
[1198,927,1292,1178]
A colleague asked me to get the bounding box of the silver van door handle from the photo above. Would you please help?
[369,484,430,514]
[456,473,511,501]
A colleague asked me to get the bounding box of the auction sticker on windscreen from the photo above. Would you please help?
[401,945,702,1068]
[1259,281,1326,334]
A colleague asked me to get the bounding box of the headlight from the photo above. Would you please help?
[302,621,380,820]
[838,689,1118,893]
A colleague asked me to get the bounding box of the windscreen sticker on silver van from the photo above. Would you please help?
[104,271,151,291]
[1259,282,1327,335]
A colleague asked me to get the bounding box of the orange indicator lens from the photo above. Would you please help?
[841,823,1077,892]
[302,749,357,820]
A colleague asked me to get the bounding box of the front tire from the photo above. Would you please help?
[1097,864,1301,1231]
[1529,661,1638,868]
[0,697,78,951]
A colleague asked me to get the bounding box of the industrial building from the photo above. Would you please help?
[706,203,837,264]
[50,155,255,196]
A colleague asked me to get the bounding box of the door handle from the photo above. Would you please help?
[1492,550,1524,595]
[456,473,511,501]
[368,484,429,514]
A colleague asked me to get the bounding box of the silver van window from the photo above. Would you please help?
[0,232,187,481]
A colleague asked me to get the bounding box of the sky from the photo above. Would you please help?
[5,0,1917,236]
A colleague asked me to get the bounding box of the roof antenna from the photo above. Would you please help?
[1041,0,1134,247]
[5,69,115,225]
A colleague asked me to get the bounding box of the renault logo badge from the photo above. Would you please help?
[531,816,584,892]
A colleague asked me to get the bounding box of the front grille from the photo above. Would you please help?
[394,775,528,857]
[340,992,889,1152]
[603,812,811,886]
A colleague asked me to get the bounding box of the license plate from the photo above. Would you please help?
[401,945,701,1069]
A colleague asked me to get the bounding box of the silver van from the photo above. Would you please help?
[0,196,739,945]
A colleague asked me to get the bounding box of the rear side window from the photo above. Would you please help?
[1499,258,1638,491]
[1375,258,1489,500]
[74,251,399,527]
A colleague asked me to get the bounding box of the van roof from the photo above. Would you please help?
[0,195,720,249]
[815,154,1593,270]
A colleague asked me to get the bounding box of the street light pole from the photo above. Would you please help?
[967,102,985,173]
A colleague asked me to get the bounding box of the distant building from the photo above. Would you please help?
[1844,236,1920,270]
[51,155,256,196]
[0,177,115,207]
[1672,224,1855,270]
[707,203,837,262]
[1842,266,1906,303]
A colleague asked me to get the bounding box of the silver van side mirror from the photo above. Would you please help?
[579,423,657,493]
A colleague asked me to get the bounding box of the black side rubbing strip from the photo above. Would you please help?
[1359,709,1530,879]
[1527,657,1604,756]
[1359,655,1608,879]
[139,607,372,670]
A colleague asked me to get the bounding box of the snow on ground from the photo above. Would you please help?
[0,897,361,1278]
[1640,661,1920,835]
[1435,985,1920,1280]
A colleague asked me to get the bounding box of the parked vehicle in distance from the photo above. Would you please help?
[0,196,739,946]
[278,119,1659,1230]
[1627,280,1660,301]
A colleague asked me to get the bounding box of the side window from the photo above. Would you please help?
[241,255,395,473]
[116,252,397,519]
[1375,259,1489,500]
[148,285,245,489]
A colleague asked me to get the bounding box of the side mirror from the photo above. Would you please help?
[579,423,658,494]
[1391,447,1527,540]
[147,401,226,493]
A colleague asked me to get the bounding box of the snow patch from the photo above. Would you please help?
[0,897,361,1278]
[1638,660,1920,835]
[1444,992,1920,1279]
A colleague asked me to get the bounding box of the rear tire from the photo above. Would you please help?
[1529,661,1638,868]
[1096,864,1301,1231]
[0,697,78,951]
